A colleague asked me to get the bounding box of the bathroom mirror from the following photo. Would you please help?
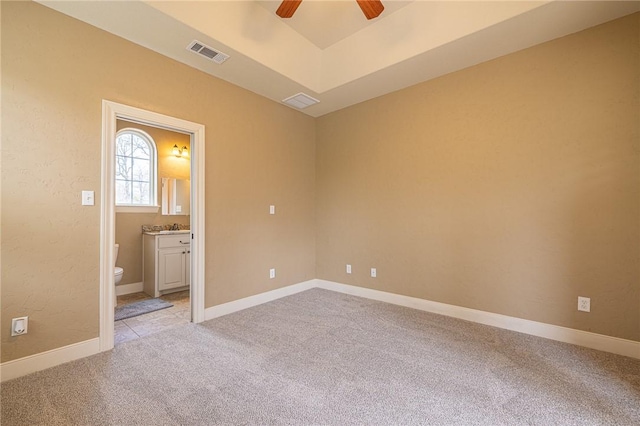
[161,178,190,215]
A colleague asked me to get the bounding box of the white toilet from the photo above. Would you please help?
[114,244,124,306]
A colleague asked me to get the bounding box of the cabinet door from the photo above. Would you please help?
[158,247,185,291]
[185,249,191,288]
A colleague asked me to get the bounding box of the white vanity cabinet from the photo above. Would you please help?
[143,232,191,297]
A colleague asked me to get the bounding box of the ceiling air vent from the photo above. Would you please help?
[282,93,320,109]
[187,40,229,64]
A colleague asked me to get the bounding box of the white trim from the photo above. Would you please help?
[204,278,639,359]
[190,121,206,324]
[315,280,640,360]
[0,338,99,383]
[204,280,317,321]
[4,279,637,382]
[100,101,116,352]
[115,282,144,296]
[115,205,159,214]
[101,100,206,354]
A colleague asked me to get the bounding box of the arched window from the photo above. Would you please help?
[115,129,157,206]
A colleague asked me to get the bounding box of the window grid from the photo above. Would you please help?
[115,130,156,206]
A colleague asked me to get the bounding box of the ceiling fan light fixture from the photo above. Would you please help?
[275,0,384,20]
[282,92,320,109]
[276,0,302,19]
[357,0,385,20]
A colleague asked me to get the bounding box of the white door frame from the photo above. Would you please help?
[100,100,205,352]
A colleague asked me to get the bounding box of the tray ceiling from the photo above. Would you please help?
[37,1,640,117]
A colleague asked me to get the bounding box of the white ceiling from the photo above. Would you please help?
[38,1,640,117]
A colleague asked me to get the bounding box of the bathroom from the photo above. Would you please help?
[113,119,191,344]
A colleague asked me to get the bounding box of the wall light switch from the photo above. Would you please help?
[269,205,275,215]
[82,190,95,206]
[346,264,352,274]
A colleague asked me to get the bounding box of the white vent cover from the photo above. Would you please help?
[282,93,320,109]
[187,40,229,64]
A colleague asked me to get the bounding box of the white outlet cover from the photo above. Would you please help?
[578,296,591,312]
[269,268,276,279]
[371,268,377,278]
[11,316,28,336]
[269,205,275,215]
[346,264,352,274]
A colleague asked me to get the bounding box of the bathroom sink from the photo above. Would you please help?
[158,230,190,235]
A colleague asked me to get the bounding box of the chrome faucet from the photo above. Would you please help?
[171,223,180,230]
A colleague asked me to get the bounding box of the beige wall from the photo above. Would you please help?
[316,13,639,341]
[115,122,191,286]
[1,1,316,361]
[1,2,638,364]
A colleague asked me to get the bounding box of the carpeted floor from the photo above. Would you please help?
[1,288,639,425]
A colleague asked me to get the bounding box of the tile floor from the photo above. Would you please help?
[114,290,190,345]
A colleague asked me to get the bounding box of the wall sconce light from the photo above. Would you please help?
[173,145,189,158]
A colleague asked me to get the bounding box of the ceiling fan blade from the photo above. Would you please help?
[276,0,302,19]
[356,0,384,20]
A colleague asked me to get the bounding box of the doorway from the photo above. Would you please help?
[113,121,192,344]
[100,100,205,352]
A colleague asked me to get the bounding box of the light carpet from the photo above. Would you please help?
[1,288,639,425]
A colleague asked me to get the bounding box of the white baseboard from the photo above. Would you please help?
[315,280,640,360]
[115,281,143,296]
[204,279,317,321]
[0,338,100,383]
[5,278,637,383]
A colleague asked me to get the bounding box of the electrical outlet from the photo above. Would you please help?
[371,268,377,278]
[11,316,28,336]
[578,296,590,312]
[269,268,276,279]
[269,205,275,215]
[346,264,352,274]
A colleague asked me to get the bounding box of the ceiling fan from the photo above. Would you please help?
[276,0,385,20]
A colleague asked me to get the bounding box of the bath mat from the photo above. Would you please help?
[115,298,173,321]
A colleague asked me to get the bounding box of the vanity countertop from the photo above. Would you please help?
[143,230,191,236]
